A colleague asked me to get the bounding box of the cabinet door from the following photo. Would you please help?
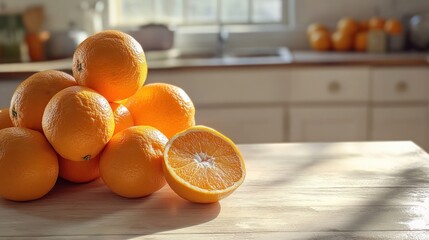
[196,107,284,144]
[0,80,21,108]
[371,107,428,150]
[289,107,368,142]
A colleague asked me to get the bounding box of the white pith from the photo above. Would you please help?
[194,152,215,168]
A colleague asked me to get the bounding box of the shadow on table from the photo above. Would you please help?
[1,178,221,236]
[304,167,429,240]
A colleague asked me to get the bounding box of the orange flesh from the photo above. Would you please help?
[167,131,243,191]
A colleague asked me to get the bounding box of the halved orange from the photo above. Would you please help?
[163,125,246,203]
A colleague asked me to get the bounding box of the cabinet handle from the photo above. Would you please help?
[328,81,341,93]
[396,81,408,93]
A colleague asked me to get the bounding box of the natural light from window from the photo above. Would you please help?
[110,0,288,26]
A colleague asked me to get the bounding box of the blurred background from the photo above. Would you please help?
[0,0,429,150]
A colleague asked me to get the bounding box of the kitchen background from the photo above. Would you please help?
[0,0,429,150]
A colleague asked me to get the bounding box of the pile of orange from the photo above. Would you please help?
[307,17,403,52]
[0,30,245,203]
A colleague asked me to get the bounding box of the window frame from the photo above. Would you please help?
[108,0,294,29]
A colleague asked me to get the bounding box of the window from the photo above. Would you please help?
[110,0,290,26]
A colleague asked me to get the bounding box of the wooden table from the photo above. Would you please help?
[1,141,429,239]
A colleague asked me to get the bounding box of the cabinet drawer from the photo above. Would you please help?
[372,68,428,102]
[148,68,289,105]
[290,68,370,102]
[196,107,284,144]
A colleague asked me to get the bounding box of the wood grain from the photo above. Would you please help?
[0,141,428,239]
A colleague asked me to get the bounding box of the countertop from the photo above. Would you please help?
[0,51,428,77]
[0,141,428,239]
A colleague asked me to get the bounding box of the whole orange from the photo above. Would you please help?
[109,102,134,135]
[100,126,168,198]
[309,30,332,51]
[59,155,100,183]
[73,30,147,102]
[369,17,385,30]
[0,127,58,201]
[125,83,195,139]
[10,70,76,131]
[0,108,13,130]
[385,19,403,35]
[359,20,370,32]
[307,23,329,38]
[354,32,368,52]
[42,86,115,161]
[337,18,359,36]
[332,31,353,51]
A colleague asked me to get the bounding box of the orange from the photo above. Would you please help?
[385,19,403,35]
[109,102,134,135]
[307,23,329,38]
[337,18,359,36]
[59,155,100,183]
[0,127,58,201]
[100,126,168,198]
[359,20,370,32]
[309,30,332,51]
[72,30,147,102]
[332,31,353,51]
[10,70,76,131]
[0,108,13,130]
[125,83,195,139]
[163,125,246,203]
[354,32,368,52]
[42,86,115,161]
[369,17,385,30]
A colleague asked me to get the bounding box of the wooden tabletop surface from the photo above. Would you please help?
[1,141,428,239]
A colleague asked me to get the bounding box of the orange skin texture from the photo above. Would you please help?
[59,155,100,183]
[309,30,332,51]
[369,17,385,30]
[72,30,148,102]
[163,125,246,203]
[10,70,77,132]
[125,83,195,139]
[385,19,403,35]
[100,126,168,198]
[0,127,58,201]
[42,86,115,161]
[332,31,353,51]
[0,108,13,130]
[354,32,368,52]
[337,18,359,36]
[109,102,134,135]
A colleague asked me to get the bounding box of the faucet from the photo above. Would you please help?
[217,24,229,57]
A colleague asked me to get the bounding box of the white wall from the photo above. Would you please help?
[2,0,429,50]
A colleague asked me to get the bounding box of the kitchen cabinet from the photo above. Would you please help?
[196,107,285,143]
[147,67,289,144]
[149,65,429,150]
[371,107,428,150]
[0,79,22,108]
[370,67,429,150]
[147,67,289,105]
[290,67,370,103]
[289,106,368,142]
